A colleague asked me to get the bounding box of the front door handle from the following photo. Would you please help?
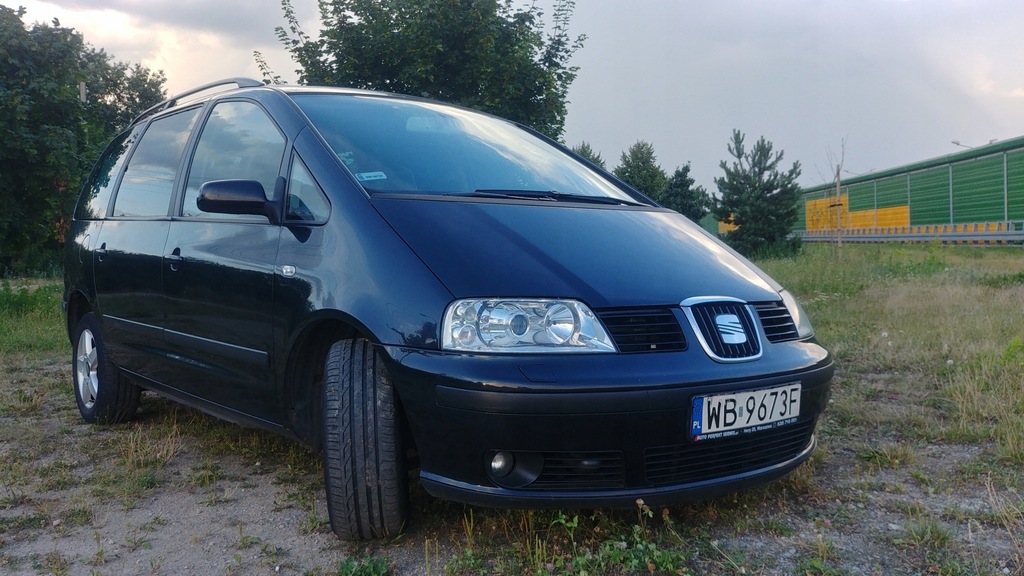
[165,247,183,272]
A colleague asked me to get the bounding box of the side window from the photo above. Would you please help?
[111,108,200,218]
[286,154,331,223]
[183,101,286,218]
[75,126,143,219]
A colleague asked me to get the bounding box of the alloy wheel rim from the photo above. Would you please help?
[75,329,99,409]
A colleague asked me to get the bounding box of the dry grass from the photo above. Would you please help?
[762,244,1024,463]
[2,245,1023,574]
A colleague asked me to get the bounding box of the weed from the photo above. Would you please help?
[334,555,391,576]
[124,527,152,553]
[443,548,485,575]
[978,269,1024,288]
[227,553,245,575]
[188,459,224,488]
[806,533,838,561]
[38,460,78,491]
[0,513,48,533]
[898,515,953,549]
[757,517,796,536]
[857,442,916,470]
[140,516,167,532]
[423,539,441,576]
[237,522,262,549]
[259,542,287,568]
[299,495,329,534]
[797,556,847,576]
[461,508,477,550]
[987,478,1024,571]
[42,547,71,576]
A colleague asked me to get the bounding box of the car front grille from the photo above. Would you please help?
[753,302,800,343]
[644,420,814,486]
[685,301,761,360]
[597,300,800,356]
[530,451,626,489]
[597,307,687,353]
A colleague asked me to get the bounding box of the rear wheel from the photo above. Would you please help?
[322,338,407,540]
[72,312,140,424]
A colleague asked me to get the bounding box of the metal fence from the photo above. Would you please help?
[798,221,1024,245]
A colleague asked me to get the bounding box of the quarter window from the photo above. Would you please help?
[111,108,200,218]
[286,155,331,223]
[183,101,286,218]
[75,126,143,220]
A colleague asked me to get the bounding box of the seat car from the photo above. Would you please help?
[63,78,833,540]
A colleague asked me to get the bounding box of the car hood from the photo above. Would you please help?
[371,196,781,308]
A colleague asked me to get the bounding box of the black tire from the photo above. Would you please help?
[72,312,141,424]
[322,338,407,540]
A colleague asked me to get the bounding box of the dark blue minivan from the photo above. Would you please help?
[63,79,833,539]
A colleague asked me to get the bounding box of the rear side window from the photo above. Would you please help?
[75,127,143,220]
[182,101,286,218]
[111,108,201,218]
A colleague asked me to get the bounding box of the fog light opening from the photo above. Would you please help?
[490,451,516,478]
[486,450,544,489]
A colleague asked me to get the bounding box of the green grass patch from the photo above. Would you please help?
[0,513,48,533]
[0,281,65,353]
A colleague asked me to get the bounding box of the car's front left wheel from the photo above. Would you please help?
[72,312,140,424]
[322,338,408,540]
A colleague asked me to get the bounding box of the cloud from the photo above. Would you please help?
[14,0,317,92]
[44,0,301,43]
[559,0,1024,189]
[12,0,1024,191]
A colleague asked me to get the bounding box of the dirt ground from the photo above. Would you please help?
[1,362,1022,575]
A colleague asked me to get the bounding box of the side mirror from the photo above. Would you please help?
[197,180,279,224]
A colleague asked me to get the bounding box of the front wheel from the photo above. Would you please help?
[72,312,140,424]
[322,338,408,540]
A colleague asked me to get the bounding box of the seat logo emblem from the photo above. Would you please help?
[715,314,747,344]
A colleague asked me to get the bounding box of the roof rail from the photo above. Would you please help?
[130,78,265,126]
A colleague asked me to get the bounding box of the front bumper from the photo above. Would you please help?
[383,340,833,508]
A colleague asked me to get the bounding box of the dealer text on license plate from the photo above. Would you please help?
[691,383,801,440]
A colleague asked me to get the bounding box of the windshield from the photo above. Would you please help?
[292,94,643,203]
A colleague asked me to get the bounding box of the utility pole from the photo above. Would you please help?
[835,163,842,250]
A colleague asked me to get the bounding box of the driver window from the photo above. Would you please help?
[183,101,286,218]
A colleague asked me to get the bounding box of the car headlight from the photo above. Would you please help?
[442,299,616,353]
[780,289,815,339]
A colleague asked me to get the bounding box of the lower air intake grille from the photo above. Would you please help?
[645,420,814,486]
[597,307,686,353]
[530,451,625,490]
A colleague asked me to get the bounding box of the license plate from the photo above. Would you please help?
[691,382,801,440]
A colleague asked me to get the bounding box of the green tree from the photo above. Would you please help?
[275,0,585,139]
[0,7,165,273]
[572,141,605,169]
[656,163,710,222]
[613,140,668,199]
[712,130,802,257]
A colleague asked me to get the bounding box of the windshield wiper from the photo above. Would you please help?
[455,190,646,206]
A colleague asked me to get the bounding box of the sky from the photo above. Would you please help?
[9,0,1024,192]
